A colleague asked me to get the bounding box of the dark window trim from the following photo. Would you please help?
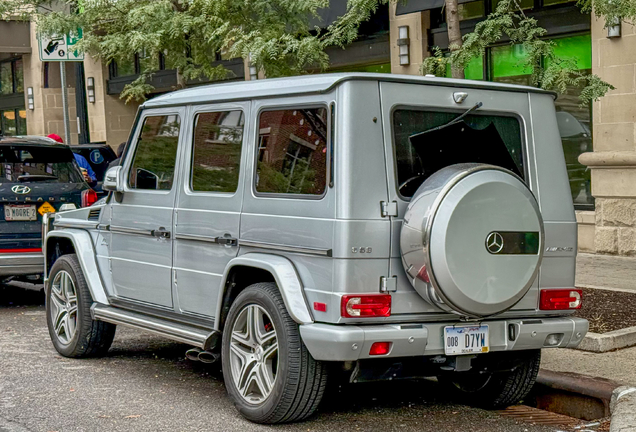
[188,108,246,195]
[253,103,331,200]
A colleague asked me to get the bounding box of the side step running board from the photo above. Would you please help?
[91,304,219,350]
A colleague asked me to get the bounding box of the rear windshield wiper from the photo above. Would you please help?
[18,174,59,182]
[409,102,483,140]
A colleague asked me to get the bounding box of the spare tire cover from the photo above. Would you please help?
[400,163,543,318]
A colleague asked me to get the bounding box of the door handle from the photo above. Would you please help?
[215,235,237,246]
[152,227,171,239]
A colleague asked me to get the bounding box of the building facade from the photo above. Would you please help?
[0,2,631,255]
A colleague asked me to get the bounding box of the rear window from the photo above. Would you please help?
[0,145,83,183]
[392,109,524,198]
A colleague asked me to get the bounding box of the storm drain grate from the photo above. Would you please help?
[498,405,582,426]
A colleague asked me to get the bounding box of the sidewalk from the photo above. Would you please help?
[576,253,636,292]
[542,251,636,383]
[542,346,636,385]
[545,252,636,429]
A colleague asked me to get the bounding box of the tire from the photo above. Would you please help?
[438,350,541,409]
[221,282,328,424]
[46,254,116,358]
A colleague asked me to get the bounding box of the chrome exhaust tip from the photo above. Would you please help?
[198,350,219,364]
[185,348,202,362]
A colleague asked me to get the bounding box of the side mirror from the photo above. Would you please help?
[103,166,123,192]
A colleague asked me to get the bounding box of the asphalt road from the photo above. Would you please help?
[0,284,559,432]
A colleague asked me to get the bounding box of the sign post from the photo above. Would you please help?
[38,29,84,144]
[59,63,70,146]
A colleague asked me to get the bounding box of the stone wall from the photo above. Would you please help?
[83,55,139,148]
[580,16,636,255]
[389,5,430,75]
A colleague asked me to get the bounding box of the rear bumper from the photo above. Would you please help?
[0,253,44,276]
[299,316,588,361]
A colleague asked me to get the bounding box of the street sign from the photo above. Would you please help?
[38,29,84,61]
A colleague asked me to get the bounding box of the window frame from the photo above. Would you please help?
[125,111,183,193]
[389,104,528,201]
[252,103,331,200]
[187,108,246,195]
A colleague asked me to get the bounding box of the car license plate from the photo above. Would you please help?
[4,204,37,221]
[444,325,489,355]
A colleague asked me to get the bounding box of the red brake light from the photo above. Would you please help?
[369,342,392,356]
[81,189,98,207]
[539,289,582,310]
[341,295,391,318]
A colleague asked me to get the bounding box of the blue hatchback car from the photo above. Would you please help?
[0,136,96,281]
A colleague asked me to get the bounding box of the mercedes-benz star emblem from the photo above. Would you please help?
[11,185,31,195]
[486,232,504,254]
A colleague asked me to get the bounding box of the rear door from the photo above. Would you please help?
[109,108,184,308]
[378,82,538,316]
[173,102,249,318]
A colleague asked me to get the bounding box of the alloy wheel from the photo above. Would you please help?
[229,304,279,404]
[49,270,78,345]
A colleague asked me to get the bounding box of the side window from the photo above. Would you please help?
[255,107,328,196]
[191,110,244,193]
[128,114,180,190]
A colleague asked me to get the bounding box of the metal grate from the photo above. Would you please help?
[498,405,582,427]
[88,208,101,221]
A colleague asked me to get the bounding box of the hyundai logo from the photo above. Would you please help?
[486,232,504,254]
[11,185,31,195]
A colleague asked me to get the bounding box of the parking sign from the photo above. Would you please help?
[38,29,84,61]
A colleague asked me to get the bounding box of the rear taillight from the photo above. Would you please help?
[81,189,98,207]
[539,289,582,310]
[341,295,391,318]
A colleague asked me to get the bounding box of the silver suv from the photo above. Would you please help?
[43,73,588,424]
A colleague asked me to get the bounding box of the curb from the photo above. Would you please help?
[576,326,636,353]
[535,370,619,420]
[610,386,636,432]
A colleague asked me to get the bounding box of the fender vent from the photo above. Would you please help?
[88,208,101,221]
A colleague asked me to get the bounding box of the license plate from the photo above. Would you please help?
[444,325,489,355]
[4,204,37,221]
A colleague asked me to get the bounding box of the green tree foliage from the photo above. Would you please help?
[5,0,386,102]
[422,0,615,105]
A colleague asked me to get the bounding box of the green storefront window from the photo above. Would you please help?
[465,56,484,80]
[491,44,532,82]
[546,34,592,70]
[445,55,484,80]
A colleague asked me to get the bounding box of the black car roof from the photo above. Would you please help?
[0,135,69,149]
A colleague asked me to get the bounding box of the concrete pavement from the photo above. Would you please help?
[541,346,636,385]
[0,286,558,432]
[577,253,636,292]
